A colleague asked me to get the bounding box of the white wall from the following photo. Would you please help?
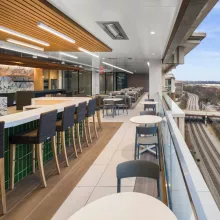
[92,56,100,95]
[149,60,162,99]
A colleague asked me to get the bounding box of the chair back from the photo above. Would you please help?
[38,110,57,142]
[115,95,126,104]
[116,160,160,193]
[140,111,156,116]
[104,99,114,106]
[87,99,96,117]
[144,99,154,101]
[0,122,4,159]
[62,105,75,130]
[76,101,87,123]
[144,104,156,111]
[95,95,101,109]
[136,126,158,136]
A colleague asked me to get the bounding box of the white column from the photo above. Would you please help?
[92,56,101,95]
[149,60,162,99]
[58,70,62,89]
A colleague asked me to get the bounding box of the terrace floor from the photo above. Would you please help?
[52,93,158,220]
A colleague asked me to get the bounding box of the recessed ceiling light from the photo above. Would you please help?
[60,52,78,59]
[147,62,150,66]
[7,38,44,51]
[37,22,75,44]
[0,45,48,58]
[150,31,155,35]
[0,26,49,46]
[102,62,133,74]
[78,47,99,58]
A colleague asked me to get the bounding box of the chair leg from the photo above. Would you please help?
[92,115,98,139]
[96,111,102,130]
[83,120,89,147]
[76,123,83,153]
[0,158,6,214]
[117,178,121,193]
[36,144,47,188]
[32,144,36,174]
[71,126,78,158]
[86,117,92,143]
[51,136,61,174]
[61,131,69,167]
[10,144,16,190]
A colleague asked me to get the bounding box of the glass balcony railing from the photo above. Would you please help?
[156,93,219,220]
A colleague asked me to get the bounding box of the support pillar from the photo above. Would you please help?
[92,56,101,95]
[149,60,162,99]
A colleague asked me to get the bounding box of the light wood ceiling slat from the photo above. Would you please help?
[0,0,111,52]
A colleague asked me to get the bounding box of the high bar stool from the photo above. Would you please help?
[56,105,78,167]
[86,99,98,143]
[9,110,60,189]
[0,121,6,214]
[95,95,102,130]
[75,101,89,152]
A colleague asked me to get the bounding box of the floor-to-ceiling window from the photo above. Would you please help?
[100,72,114,94]
[62,70,92,96]
[116,72,128,90]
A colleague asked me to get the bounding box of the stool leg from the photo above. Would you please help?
[83,120,89,147]
[61,131,69,167]
[93,115,98,138]
[71,126,78,158]
[96,111,102,130]
[76,123,82,153]
[0,158,6,214]
[10,144,15,190]
[86,117,92,143]
[52,136,61,174]
[32,144,36,174]
[36,144,47,188]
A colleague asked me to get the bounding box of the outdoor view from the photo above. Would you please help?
[173,1,220,209]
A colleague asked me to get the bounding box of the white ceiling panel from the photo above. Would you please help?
[48,0,182,73]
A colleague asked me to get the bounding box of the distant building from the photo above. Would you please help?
[175,80,184,97]
[165,73,176,100]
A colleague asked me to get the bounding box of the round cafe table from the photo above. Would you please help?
[69,192,177,220]
[140,101,158,105]
[103,98,122,102]
[130,115,162,125]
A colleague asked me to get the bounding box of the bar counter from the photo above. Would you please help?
[1,97,91,190]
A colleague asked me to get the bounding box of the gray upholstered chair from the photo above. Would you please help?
[116,160,160,198]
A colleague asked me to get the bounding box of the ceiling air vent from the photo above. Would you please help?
[97,21,128,40]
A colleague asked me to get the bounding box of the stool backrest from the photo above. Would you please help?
[87,99,96,117]
[136,126,158,136]
[116,160,159,193]
[140,111,156,116]
[76,101,87,123]
[144,104,156,110]
[38,110,57,142]
[0,122,4,159]
[62,105,76,130]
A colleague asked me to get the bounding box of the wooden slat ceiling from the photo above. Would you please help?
[0,53,81,70]
[0,0,112,52]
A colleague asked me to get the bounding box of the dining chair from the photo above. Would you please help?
[116,160,160,198]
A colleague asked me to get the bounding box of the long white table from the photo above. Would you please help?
[69,192,177,220]
[0,97,91,128]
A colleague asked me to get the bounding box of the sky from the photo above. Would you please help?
[173,1,220,81]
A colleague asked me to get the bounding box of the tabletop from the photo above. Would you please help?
[103,98,122,102]
[140,101,158,105]
[130,115,162,124]
[69,192,177,220]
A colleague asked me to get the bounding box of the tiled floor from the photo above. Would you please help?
[52,94,148,220]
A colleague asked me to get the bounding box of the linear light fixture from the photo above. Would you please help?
[60,52,78,59]
[7,38,44,51]
[102,62,133,74]
[0,26,49,46]
[37,22,75,44]
[0,45,48,58]
[147,62,150,66]
[78,47,99,58]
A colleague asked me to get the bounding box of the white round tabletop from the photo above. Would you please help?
[103,98,122,102]
[140,101,158,105]
[130,115,162,124]
[69,192,177,220]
